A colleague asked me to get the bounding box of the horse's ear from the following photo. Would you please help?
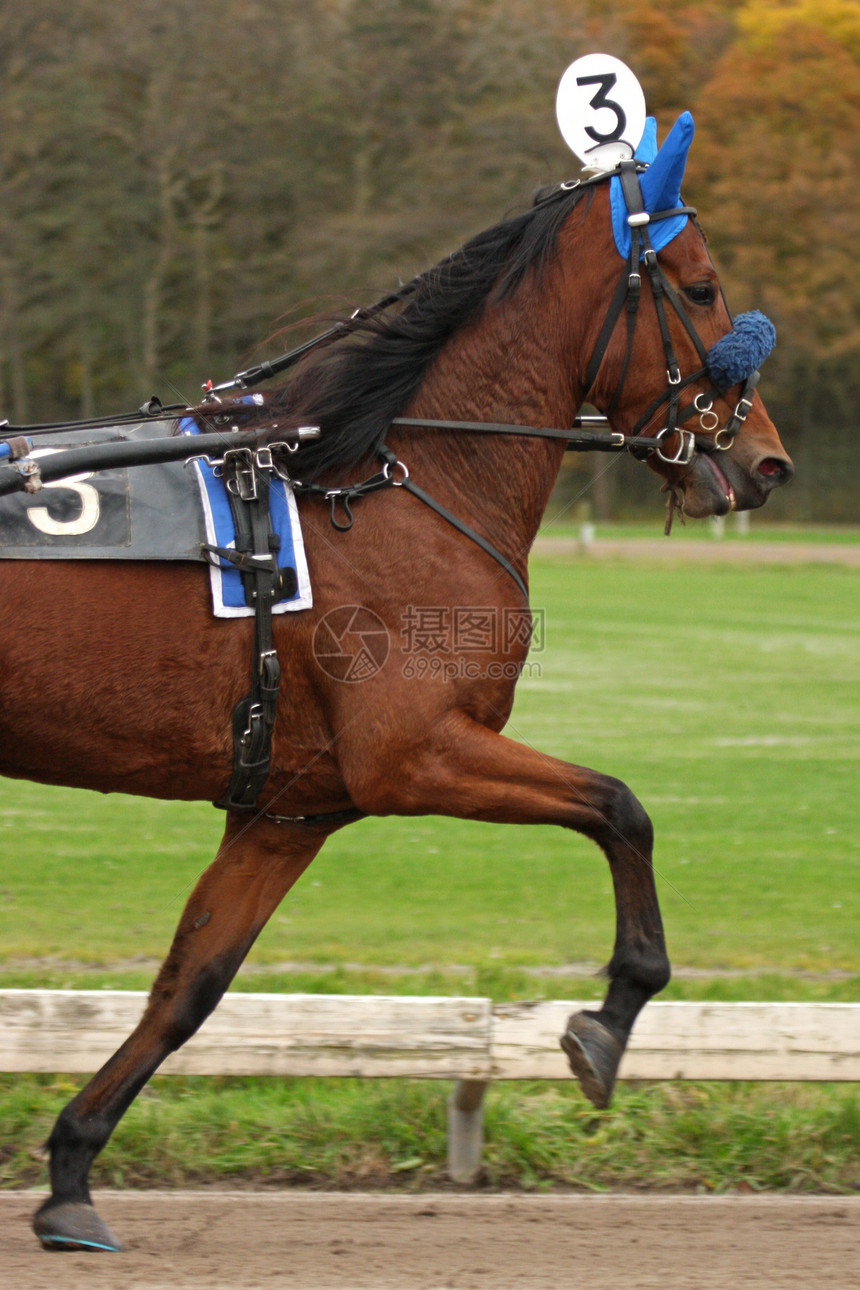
[610,112,693,257]
[639,111,694,214]
[634,117,658,165]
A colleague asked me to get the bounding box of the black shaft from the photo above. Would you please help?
[0,431,260,497]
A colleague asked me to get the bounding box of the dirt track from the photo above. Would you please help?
[4,1191,859,1289]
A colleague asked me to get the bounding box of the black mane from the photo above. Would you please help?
[243,185,588,480]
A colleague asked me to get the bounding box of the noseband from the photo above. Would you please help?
[578,159,768,468]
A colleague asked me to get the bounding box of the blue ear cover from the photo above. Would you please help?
[639,112,694,216]
[707,311,776,387]
[635,117,658,164]
[610,112,695,258]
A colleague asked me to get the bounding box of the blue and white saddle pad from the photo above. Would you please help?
[0,419,312,619]
[179,417,312,618]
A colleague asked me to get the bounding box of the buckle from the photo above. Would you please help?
[654,427,695,466]
[223,447,258,500]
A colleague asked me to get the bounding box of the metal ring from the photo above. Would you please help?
[698,410,720,432]
[383,459,410,485]
[713,428,734,451]
[694,393,713,413]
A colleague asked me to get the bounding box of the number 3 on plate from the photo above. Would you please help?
[575,73,626,144]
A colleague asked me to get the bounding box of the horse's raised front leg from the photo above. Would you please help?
[33,816,331,1252]
[346,714,670,1110]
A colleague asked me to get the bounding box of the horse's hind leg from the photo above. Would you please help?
[32,816,331,1252]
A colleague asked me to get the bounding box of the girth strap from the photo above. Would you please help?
[212,450,292,813]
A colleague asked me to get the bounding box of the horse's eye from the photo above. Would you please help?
[683,282,717,306]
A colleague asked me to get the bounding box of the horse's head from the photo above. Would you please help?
[579,113,793,519]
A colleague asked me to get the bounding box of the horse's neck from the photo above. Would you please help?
[398,276,586,562]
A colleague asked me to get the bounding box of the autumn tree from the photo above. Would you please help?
[0,0,854,517]
[688,0,860,516]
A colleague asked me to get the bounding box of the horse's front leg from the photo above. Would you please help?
[33,816,332,1252]
[346,714,670,1109]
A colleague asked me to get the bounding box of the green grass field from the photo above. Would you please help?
[2,554,857,989]
[2,551,858,1191]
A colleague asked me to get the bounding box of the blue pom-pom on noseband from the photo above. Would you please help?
[707,310,776,387]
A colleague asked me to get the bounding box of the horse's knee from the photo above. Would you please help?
[583,775,654,855]
[148,944,249,1052]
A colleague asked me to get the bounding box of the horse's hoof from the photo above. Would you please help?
[560,1011,624,1110]
[33,1200,124,1252]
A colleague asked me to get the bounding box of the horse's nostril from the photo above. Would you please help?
[757,457,793,485]
[758,458,782,477]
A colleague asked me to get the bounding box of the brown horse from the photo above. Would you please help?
[1,159,791,1250]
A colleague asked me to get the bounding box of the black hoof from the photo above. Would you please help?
[33,1200,124,1252]
[560,1012,624,1110]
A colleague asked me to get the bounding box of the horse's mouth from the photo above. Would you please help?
[682,450,750,518]
[703,452,736,512]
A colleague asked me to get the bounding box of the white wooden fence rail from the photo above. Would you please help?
[2,991,857,1180]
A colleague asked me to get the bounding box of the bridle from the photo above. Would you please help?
[575,159,763,470]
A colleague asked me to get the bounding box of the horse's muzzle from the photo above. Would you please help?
[681,443,792,517]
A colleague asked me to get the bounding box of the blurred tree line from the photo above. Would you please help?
[0,0,856,520]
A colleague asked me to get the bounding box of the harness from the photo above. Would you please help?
[239,164,767,599]
[0,162,771,817]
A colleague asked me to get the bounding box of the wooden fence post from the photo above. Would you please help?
[447,1079,488,1183]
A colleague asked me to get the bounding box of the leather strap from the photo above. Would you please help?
[371,447,528,601]
[400,477,528,601]
[213,452,287,813]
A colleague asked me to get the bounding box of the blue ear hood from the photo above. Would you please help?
[610,111,695,258]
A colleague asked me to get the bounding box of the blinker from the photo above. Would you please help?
[706,311,776,388]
